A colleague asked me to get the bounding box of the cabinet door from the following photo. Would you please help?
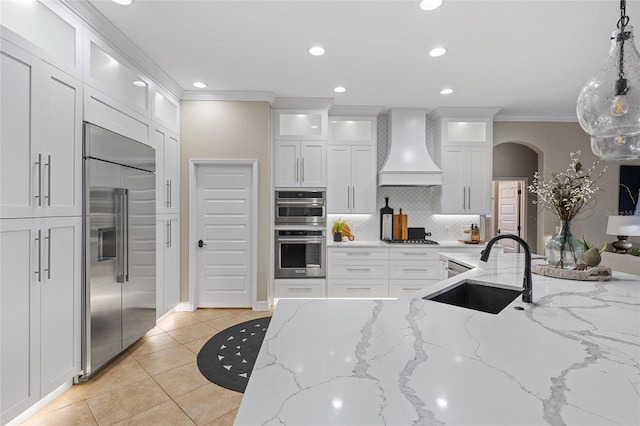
[467,146,492,215]
[1,218,40,422]
[164,133,180,214]
[163,217,180,313]
[350,145,376,214]
[326,145,351,213]
[155,218,165,318]
[1,43,41,219]
[153,129,166,212]
[441,147,466,213]
[40,217,80,395]
[275,110,327,140]
[300,141,326,187]
[41,65,82,217]
[274,141,299,187]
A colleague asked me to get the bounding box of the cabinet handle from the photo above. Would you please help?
[35,229,42,282]
[166,180,171,207]
[346,287,370,292]
[352,185,355,210]
[169,180,172,208]
[468,186,471,210]
[346,268,371,272]
[35,153,42,206]
[462,186,466,210]
[296,158,299,182]
[301,157,305,182]
[402,288,422,292]
[166,220,170,248]
[347,186,350,208]
[403,268,429,273]
[346,252,370,256]
[402,252,428,256]
[45,228,51,279]
[45,155,51,206]
[288,287,312,293]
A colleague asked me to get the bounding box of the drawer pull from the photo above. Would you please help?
[288,287,312,292]
[403,268,429,272]
[346,252,371,256]
[402,288,422,291]
[402,252,428,256]
[346,268,371,272]
[347,288,370,292]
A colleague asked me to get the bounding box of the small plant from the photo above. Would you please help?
[582,235,606,253]
[332,218,345,234]
[463,228,471,234]
[629,248,640,256]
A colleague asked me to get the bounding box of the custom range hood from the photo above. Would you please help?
[378,108,442,186]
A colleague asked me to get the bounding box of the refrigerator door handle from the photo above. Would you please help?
[124,189,129,282]
[115,188,126,283]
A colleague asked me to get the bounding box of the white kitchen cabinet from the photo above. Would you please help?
[274,110,328,140]
[154,126,180,214]
[441,146,492,214]
[274,140,326,188]
[329,116,377,145]
[1,216,81,422]
[274,279,326,299]
[156,215,180,319]
[388,247,441,298]
[327,247,389,298]
[1,41,82,219]
[327,145,376,214]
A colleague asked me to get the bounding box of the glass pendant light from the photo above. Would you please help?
[576,0,640,160]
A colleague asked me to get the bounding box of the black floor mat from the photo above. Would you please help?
[196,316,271,393]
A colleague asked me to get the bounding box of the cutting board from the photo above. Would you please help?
[393,209,408,240]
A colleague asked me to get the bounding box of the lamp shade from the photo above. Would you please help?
[606,215,640,236]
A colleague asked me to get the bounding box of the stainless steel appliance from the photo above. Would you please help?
[274,228,326,278]
[80,123,156,380]
[447,259,472,278]
[275,190,325,225]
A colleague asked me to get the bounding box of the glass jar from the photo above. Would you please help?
[545,221,585,269]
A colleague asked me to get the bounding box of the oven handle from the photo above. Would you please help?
[276,237,325,242]
[276,201,325,205]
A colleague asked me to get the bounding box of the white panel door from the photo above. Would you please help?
[350,145,376,214]
[300,141,326,187]
[0,218,40,422]
[497,181,521,253]
[153,129,166,212]
[274,141,299,187]
[441,147,466,213]
[155,217,166,318]
[164,216,180,312]
[41,64,82,217]
[326,145,351,213]
[40,216,80,395]
[467,146,492,215]
[164,134,179,214]
[0,43,41,219]
[196,164,253,307]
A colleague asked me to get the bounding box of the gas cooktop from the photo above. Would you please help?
[386,239,439,245]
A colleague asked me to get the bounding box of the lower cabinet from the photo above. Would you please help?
[274,279,326,299]
[327,247,389,298]
[1,216,81,424]
[388,248,443,298]
[156,215,180,319]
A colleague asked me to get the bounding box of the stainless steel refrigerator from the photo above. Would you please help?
[80,123,156,380]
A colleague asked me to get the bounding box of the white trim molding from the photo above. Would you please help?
[181,90,276,103]
[494,114,578,122]
[329,106,383,116]
[188,159,260,310]
[273,97,334,110]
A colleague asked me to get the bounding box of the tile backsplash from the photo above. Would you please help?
[327,113,482,241]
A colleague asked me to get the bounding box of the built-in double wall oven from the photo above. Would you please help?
[274,191,326,279]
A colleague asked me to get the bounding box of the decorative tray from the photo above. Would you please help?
[532,264,612,281]
[458,239,484,244]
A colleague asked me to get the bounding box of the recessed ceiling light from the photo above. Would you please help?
[112,0,132,5]
[419,0,443,11]
[309,46,326,56]
[132,80,146,87]
[429,47,447,57]
[440,88,454,95]
[333,86,347,93]
[193,81,208,89]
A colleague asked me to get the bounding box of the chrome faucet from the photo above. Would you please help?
[480,234,533,303]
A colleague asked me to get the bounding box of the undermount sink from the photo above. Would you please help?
[423,280,521,314]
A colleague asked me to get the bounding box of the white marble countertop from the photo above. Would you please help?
[236,253,640,425]
[327,240,486,248]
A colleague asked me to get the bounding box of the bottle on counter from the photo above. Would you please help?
[471,224,481,242]
[380,197,394,240]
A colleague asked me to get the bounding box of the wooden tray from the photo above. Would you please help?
[532,264,612,281]
[458,239,484,244]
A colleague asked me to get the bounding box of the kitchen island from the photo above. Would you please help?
[236,253,640,425]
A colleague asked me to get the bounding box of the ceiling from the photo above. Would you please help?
[84,0,640,120]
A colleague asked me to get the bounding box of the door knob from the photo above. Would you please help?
[198,239,207,248]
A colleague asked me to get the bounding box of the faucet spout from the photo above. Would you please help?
[480,234,533,303]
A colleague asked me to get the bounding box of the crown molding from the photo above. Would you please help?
[494,114,578,122]
[329,105,384,116]
[272,97,334,110]
[59,0,183,99]
[181,90,277,103]
[429,107,501,119]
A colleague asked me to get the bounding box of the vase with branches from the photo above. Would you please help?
[529,151,607,268]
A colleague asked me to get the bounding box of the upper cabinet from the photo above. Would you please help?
[274,110,328,140]
[1,41,83,219]
[154,125,180,214]
[274,140,326,188]
[328,116,376,145]
[431,108,499,215]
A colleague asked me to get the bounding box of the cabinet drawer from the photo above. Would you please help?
[389,248,439,261]
[328,247,388,261]
[389,260,441,280]
[329,260,388,279]
[275,279,326,299]
[389,279,440,298]
[328,279,388,298]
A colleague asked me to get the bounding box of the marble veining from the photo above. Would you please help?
[236,253,640,425]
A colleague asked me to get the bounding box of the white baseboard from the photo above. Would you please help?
[253,300,270,312]
[7,380,73,425]
[175,302,194,312]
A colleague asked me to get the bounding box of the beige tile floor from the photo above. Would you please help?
[22,308,272,426]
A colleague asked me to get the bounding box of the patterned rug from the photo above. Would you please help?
[196,316,271,393]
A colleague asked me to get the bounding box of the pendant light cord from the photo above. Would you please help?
[617,0,630,95]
